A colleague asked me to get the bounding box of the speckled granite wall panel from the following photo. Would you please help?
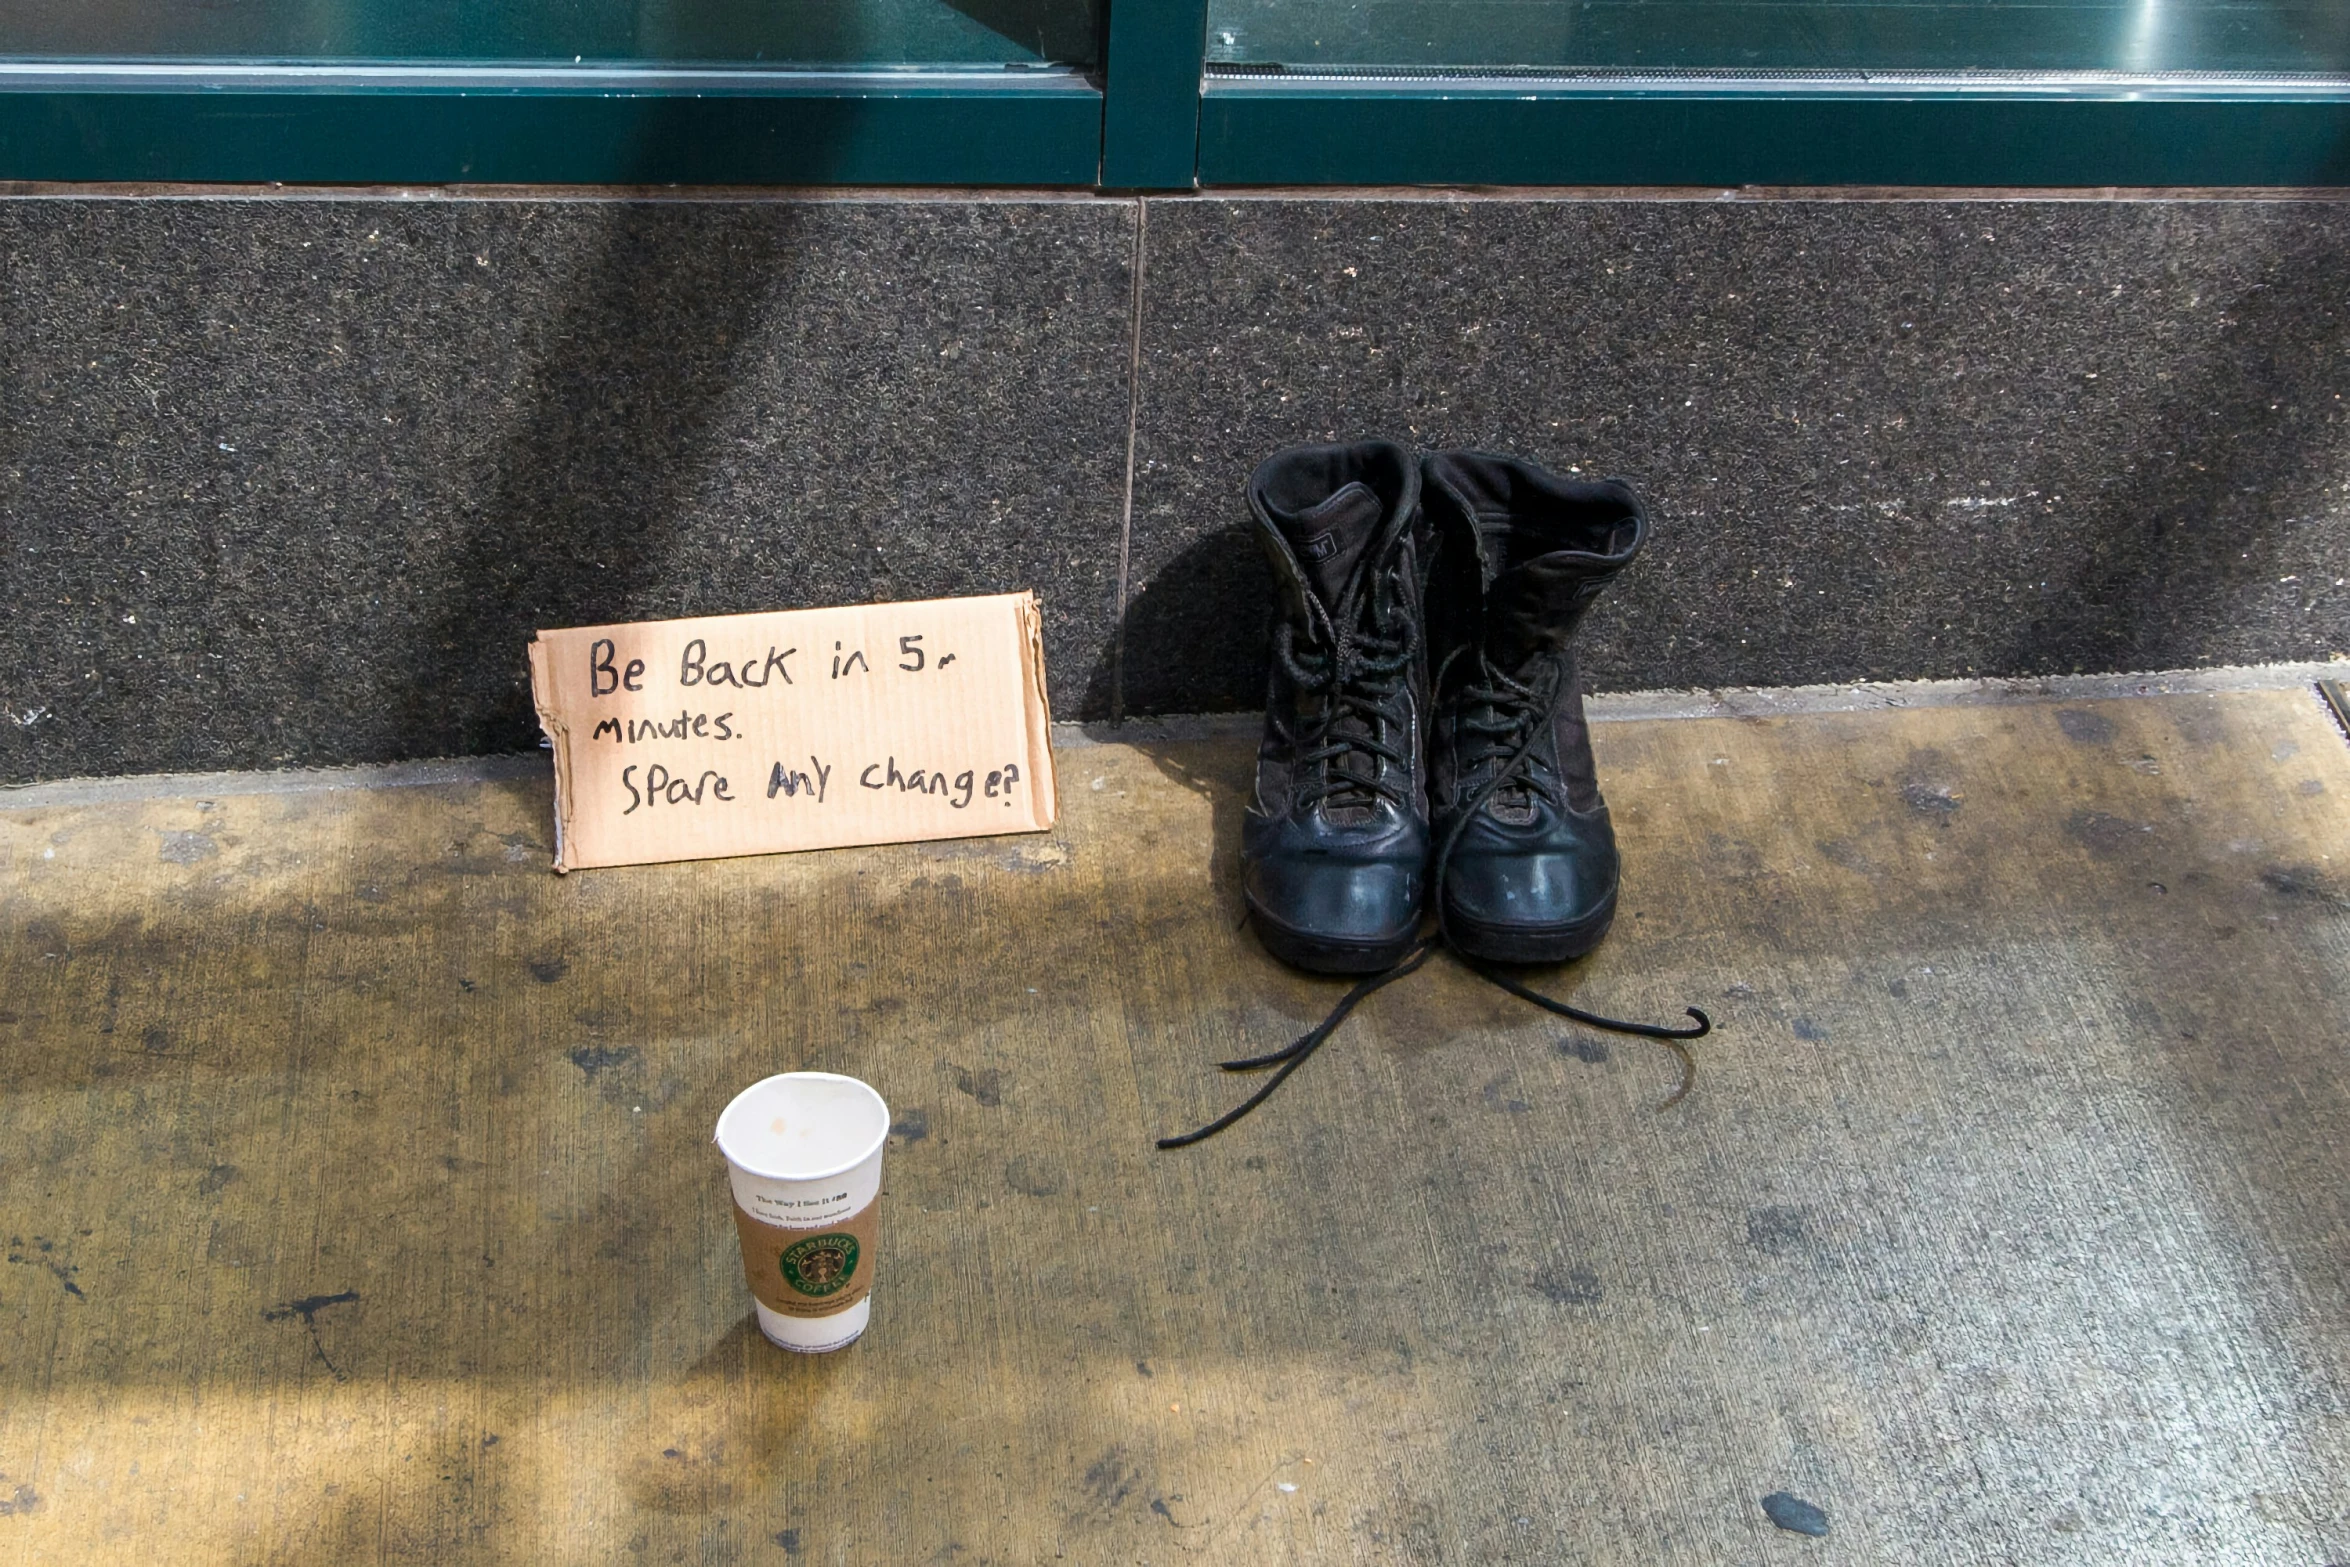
[1121,197,2350,715]
[0,196,1135,783]
[11,193,2350,781]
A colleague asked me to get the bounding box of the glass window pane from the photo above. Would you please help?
[0,0,1098,69]
[1201,0,2350,75]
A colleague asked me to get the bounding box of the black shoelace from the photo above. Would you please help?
[1269,551,1421,816]
[1157,645,1710,1151]
[1440,645,1560,816]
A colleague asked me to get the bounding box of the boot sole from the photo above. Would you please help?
[1441,887,1618,965]
[1244,899,1422,975]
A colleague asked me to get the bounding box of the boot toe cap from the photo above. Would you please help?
[1441,849,1612,931]
[1245,856,1423,945]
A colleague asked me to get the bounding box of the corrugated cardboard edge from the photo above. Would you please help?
[525,635,578,874]
[1015,590,1060,830]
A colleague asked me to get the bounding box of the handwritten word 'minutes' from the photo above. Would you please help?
[680,639,795,689]
[592,710,737,744]
[858,757,1023,811]
[767,757,834,803]
[621,764,734,814]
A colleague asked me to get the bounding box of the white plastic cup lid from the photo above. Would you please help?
[714,1072,890,1182]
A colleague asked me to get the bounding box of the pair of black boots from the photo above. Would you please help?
[1242,441,1640,974]
[1156,443,1704,1150]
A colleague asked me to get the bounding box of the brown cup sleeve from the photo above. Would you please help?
[732,1198,880,1318]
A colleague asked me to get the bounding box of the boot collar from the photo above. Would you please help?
[1424,451,1645,667]
[1250,440,1422,630]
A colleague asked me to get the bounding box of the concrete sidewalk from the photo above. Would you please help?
[2,676,2346,1563]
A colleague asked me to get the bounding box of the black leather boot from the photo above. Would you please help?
[1158,449,1704,1153]
[1240,441,1431,973]
[1423,452,1645,965]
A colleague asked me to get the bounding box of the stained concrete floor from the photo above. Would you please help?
[2,680,2347,1565]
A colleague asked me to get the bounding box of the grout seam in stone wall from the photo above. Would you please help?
[1109,198,1148,724]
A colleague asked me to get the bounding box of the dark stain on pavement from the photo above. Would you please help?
[2261,864,2349,910]
[1762,1491,1831,1536]
[952,1065,1007,1107]
[1746,1205,1811,1255]
[569,1045,639,1080]
[1900,781,1961,818]
[1005,1156,1063,1198]
[264,1289,361,1380]
[1532,1265,1603,1305]
[2056,708,2117,745]
[7,1236,84,1299]
[2066,810,2151,856]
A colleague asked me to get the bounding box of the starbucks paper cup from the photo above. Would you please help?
[714,1072,890,1353]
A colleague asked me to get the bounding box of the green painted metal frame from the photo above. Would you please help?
[5,4,2350,187]
[1100,0,1208,186]
[1197,77,2350,187]
[0,69,1104,186]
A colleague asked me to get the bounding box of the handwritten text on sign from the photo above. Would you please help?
[528,592,1056,871]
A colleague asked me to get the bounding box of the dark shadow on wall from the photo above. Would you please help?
[1093,490,1647,718]
[394,91,935,758]
[1093,523,1273,720]
[392,198,780,758]
[394,87,877,759]
[1996,203,2350,677]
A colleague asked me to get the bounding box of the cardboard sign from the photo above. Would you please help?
[528,592,1056,872]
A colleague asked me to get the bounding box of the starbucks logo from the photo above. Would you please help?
[779,1232,860,1297]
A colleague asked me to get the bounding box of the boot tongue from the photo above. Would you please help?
[1273,481,1386,609]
